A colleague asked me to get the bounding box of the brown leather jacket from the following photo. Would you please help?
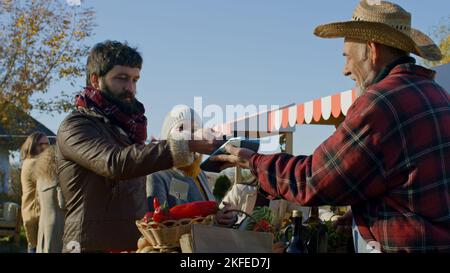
[56,108,192,252]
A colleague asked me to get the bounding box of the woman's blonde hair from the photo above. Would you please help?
[20,131,47,161]
[35,145,57,182]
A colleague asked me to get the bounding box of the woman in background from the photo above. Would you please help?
[20,132,49,253]
[35,145,65,253]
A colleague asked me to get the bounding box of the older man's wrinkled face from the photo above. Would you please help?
[342,39,378,93]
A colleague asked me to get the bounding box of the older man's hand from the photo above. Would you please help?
[210,144,256,170]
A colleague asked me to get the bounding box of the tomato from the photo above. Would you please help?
[142,212,154,223]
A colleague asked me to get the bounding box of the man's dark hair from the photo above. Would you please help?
[86,40,143,86]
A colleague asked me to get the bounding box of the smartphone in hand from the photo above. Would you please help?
[200,137,260,173]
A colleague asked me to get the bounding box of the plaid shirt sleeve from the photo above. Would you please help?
[250,91,395,206]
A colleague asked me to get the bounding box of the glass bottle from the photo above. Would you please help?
[286,210,308,253]
[304,206,328,253]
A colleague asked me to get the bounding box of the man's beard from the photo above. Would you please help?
[100,82,142,115]
[356,69,379,98]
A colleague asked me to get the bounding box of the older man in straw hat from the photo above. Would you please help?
[212,0,449,253]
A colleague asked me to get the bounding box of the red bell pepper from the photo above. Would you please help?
[169,201,218,220]
[150,198,218,223]
[153,197,160,209]
[152,197,170,223]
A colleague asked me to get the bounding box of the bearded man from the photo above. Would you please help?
[56,41,220,253]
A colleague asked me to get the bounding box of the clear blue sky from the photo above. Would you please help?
[31,0,449,155]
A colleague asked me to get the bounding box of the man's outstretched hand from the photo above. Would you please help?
[186,128,225,155]
[188,140,226,155]
[210,144,256,170]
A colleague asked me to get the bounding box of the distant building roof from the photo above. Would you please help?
[0,111,55,150]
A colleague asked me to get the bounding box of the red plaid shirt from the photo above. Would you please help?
[250,63,450,253]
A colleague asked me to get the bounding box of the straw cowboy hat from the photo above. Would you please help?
[314,0,443,61]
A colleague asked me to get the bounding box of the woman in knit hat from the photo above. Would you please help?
[146,105,238,226]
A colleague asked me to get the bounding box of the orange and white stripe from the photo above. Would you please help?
[268,89,356,131]
[213,89,357,135]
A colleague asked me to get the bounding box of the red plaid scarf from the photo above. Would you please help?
[75,87,147,144]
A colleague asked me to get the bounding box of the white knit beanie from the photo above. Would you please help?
[160,105,202,140]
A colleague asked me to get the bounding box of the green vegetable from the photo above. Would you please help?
[246,206,274,232]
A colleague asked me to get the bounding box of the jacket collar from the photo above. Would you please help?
[388,62,437,80]
[373,56,436,85]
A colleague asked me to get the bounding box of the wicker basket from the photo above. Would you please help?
[136,215,215,250]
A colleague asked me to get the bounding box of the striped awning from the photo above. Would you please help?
[213,88,357,137]
[268,89,357,131]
